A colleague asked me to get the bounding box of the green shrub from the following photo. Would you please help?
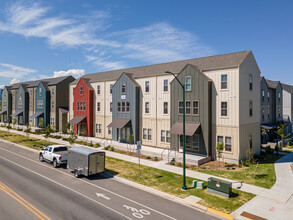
[238,164,242,168]
[95,143,101,148]
[226,167,230,170]
[201,166,206,169]
[170,161,175,165]
[104,146,108,150]
[177,162,182,167]
[191,165,196,170]
[154,156,159,161]
[146,156,151,159]
[110,146,115,151]
[88,142,93,147]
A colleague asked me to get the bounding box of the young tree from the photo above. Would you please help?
[65,123,71,134]
[12,117,17,126]
[275,123,291,148]
[44,125,54,144]
[246,147,255,175]
[215,142,224,168]
[127,133,134,152]
[6,119,11,132]
[24,123,31,140]
[68,131,77,147]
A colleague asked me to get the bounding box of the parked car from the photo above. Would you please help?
[39,145,69,167]
[67,147,105,178]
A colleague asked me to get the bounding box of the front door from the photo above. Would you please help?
[179,134,199,152]
[78,123,86,136]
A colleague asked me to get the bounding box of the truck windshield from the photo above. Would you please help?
[54,147,68,152]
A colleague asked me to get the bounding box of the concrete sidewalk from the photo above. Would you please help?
[0,127,265,196]
[231,152,293,220]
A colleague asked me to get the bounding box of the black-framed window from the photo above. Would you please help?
[148,129,152,140]
[80,86,83,95]
[249,135,252,149]
[163,102,168,114]
[83,102,86,110]
[278,92,281,102]
[267,91,270,102]
[77,102,80,111]
[268,107,270,119]
[97,102,100,112]
[97,85,100,95]
[110,102,112,112]
[126,102,130,112]
[122,102,125,112]
[161,130,166,142]
[166,131,170,143]
[178,101,183,114]
[221,74,227,89]
[143,128,147,139]
[249,101,253,117]
[122,83,126,94]
[163,79,168,92]
[225,137,232,151]
[262,109,265,120]
[186,101,191,114]
[145,102,150,113]
[262,90,265,101]
[249,75,253,90]
[193,101,199,115]
[145,81,150,92]
[118,102,121,112]
[221,102,227,116]
[110,84,113,94]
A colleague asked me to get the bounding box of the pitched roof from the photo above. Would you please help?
[281,83,293,94]
[71,50,252,85]
[82,78,94,90]
[123,72,140,87]
[265,79,280,89]
[10,76,74,90]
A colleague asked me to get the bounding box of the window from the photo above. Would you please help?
[110,102,112,112]
[121,83,126,94]
[278,108,281,118]
[268,106,270,119]
[186,101,191,114]
[193,101,199,115]
[145,102,149,114]
[148,129,152,140]
[145,81,149,92]
[51,101,54,109]
[278,92,281,102]
[217,136,223,145]
[39,88,42,96]
[143,128,147,139]
[118,102,121,112]
[193,135,199,151]
[267,91,270,102]
[249,135,253,149]
[52,88,55,95]
[225,137,232,151]
[262,90,265,101]
[96,124,102,133]
[262,109,265,120]
[110,84,113,94]
[30,90,32,97]
[161,130,166,142]
[80,86,83,95]
[121,102,126,112]
[77,102,80,110]
[50,118,55,127]
[97,102,100,112]
[249,75,253,90]
[185,76,191,91]
[221,102,227,116]
[179,101,183,114]
[126,102,130,112]
[83,102,86,110]
[108,127,112,135]
[249,101,253,117]
[186,136,191,149]
[163,79,168,92]
[166,131,170,143]
[163,102,168,114]
[37,100,43,108]
[30,102,32,108]
[221,74,227,89]
[97,85,100,95]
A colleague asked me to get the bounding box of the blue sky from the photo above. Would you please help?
[0,0,292,87]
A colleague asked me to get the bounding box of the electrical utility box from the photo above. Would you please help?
[207,177,232,198]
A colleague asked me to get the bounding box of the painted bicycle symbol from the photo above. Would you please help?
[123,205,150,219]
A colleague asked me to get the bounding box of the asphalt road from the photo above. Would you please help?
[0,140,219,220]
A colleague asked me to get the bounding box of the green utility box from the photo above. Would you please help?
[207,177,232,198]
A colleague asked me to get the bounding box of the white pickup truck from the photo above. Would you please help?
[39,145,69,168]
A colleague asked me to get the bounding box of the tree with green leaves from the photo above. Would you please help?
[6,118,11,131]
[44,125,54,144]
[246,147,255,175]
[215,142,224,167]
[68,131,77,147]
[275,123,291,148]
[12,117,17,126]
[65,123,71,133]
[24,123,31,140]
[127,133,134,152]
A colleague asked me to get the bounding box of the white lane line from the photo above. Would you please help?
[0,154,133,220]
[0,146,176,220]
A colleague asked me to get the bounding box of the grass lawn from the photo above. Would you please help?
[0,130,58,150]
[196,154,283,189]
[106,157,254,214]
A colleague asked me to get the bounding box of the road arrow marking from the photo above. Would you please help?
[96,193,110,200]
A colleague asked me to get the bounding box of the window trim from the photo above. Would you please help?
[185,100,191,115]
[221,74,228,90]
[80,86,83,95]
[145,81,150,93]
[97,85,101,95]
[163,102,168,115]
[249,101,253,117]
[178,100,183,115]
[221,101,228,117]
[185,76,191,91]
[249,74,253,90]
[163,79,168,92]
[145,102,150,114]
[192,100,199,116]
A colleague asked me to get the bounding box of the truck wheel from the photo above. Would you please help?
[53,159,58,168]
[39,154,44,162]
[74,170,79,178]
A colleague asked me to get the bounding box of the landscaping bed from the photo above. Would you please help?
[106,157,255,214]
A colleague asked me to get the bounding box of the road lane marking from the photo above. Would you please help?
[0,155,135,220]
[0,182,51,220]
[96,193,111,200]
[0,146,176,220]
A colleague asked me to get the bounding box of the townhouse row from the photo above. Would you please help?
[0,76,75,131]
[68,50,261,164]
[260,77,293,143]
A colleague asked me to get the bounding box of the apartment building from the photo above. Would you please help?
[0,86,12,123]
[69,50,261,163]
[5,76,75,130]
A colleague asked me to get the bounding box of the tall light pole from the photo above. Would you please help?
[165,71,187,191]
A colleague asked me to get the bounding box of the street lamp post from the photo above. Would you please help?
[165,71,187,191]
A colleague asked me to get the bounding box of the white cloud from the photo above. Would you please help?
[53,69,85,78]
[10,78,21,85]
[86,55,127,71]
[0,63,37,79]
[0,85,4,89]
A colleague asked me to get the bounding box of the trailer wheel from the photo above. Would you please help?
[39,154,44,162]
[53,159,58,168]
[74,170,79,178]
